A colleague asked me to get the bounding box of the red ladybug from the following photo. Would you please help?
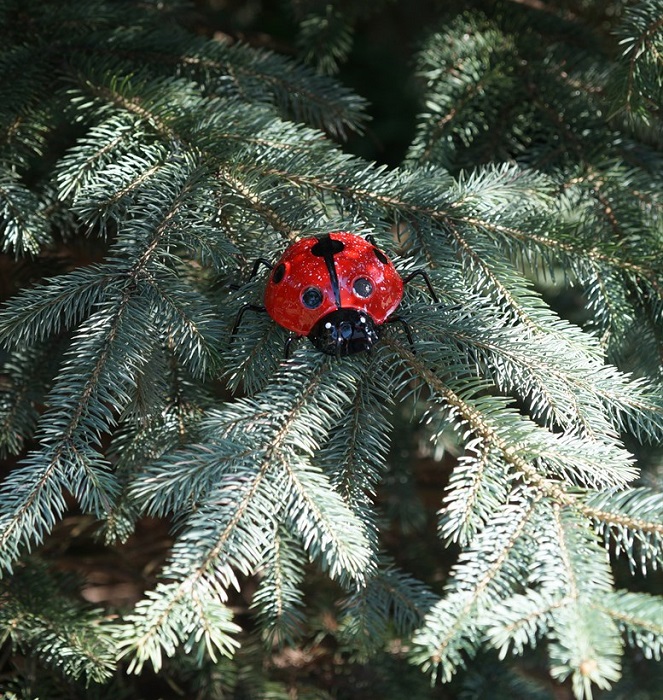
[233,231,438,357]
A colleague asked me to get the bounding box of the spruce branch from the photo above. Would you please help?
[382,333,662,694]
[439,439,511,546]
[0,560,117,684]
[0,170,52,255]
[120,450,277,672]
[0,343,59,457]
[217,164,300,240]
[208,39,368,137]
[55,114,150,201]
[117,578,242,674]
[66,26,367,136]
[123,359,376,668]
[0,265,120,349]
[0,292,141,570]
[317,362,393,547]
[484,588,564,659]
[340,560,437,655]
[594,590,663,662]
[612,0,663,129]
[279,456,374,581]
[545,508,622,699]
[0,152,224,572]
[1,0,663,696]
[410,487,542,682]
[583,488,663,573]
[250,529,307,646]
[296,5,354,76]
[390,340,637,491]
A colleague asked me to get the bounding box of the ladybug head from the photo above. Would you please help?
[308,309,379,357]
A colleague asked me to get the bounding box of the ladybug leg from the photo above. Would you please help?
[385,315,415,350]
[402,270,439,303]
[231,303,266,338]
[248,258,273,280]
[284,334,302,359]
[230,258,273,338]
[229,258,273,291]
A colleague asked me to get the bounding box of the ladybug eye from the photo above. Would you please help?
[272,263,286,284]
[302,286,323,309]
[353,277,373,298]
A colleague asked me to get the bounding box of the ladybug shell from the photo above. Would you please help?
[264,232,404,336]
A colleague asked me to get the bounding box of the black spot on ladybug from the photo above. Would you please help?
[353,277,373,298]
[311,236,344,258]
[302,286,323,309]
[272,263,285,284]
[373,247,388,265]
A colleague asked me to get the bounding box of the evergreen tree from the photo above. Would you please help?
[1,1,662,698]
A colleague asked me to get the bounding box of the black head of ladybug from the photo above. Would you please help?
[308,308,379,357]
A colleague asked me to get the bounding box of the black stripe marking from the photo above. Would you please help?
[311,235,344,307]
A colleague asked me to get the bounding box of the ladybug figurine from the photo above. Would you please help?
[232,231,438,357]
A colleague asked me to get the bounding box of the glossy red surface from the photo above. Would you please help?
[263,232,404,336]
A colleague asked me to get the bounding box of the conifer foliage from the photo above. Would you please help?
[1,0,663,698]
